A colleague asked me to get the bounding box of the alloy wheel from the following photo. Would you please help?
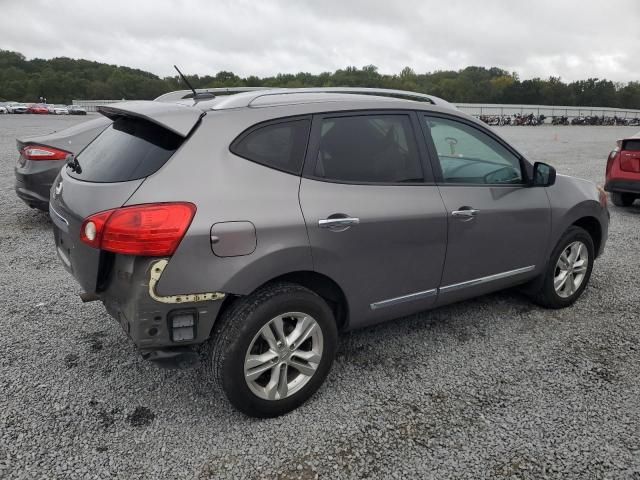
[553,241,589,298]
[244,312,323,401]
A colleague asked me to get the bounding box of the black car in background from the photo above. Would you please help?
[14,117,111,210]
[67,105,88,115]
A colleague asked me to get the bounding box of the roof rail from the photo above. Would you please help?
[212,87,454,110]
[154,87,273,103]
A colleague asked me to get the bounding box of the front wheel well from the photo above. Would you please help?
[572,216,602,256]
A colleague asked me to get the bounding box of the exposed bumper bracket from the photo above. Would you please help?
[148,259,225,304]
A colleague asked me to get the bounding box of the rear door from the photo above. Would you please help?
[421,114,551,304]
[299,111,448,328]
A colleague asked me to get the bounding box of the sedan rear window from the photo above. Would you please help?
[68,117,183,183]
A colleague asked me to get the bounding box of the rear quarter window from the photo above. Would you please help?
[69,117,182,183]
[230,118,311,175]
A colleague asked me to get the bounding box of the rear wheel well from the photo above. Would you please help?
[268,272,348,331]
[572,216,602,256]
[217,272,348,332]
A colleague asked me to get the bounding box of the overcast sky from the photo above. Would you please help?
[2,0,639,82]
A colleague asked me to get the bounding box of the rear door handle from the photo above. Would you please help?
[451,208,479,218]
[318,217,360,229]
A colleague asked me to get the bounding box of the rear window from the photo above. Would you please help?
[230,119,310,174]
[623,139,640,151]
[68,117,182,183]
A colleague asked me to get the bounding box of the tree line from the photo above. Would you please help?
[1,49,639,109]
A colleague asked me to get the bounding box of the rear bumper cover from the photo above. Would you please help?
[15,180,49,210]
[604,179,640,195]
[97,255,225,354]
[15,160,62,210]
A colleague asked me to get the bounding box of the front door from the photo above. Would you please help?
[299,111,448,328]
[421,114,551,304]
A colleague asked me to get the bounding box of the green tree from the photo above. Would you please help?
[1,49,639,108]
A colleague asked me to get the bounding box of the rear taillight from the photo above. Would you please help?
[80,203,196,256]
[620,151,640,173]
[21,146,69,161]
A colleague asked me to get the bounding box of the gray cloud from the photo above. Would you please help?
[2,0,639,81]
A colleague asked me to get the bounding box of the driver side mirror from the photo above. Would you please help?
[532,162,556,187]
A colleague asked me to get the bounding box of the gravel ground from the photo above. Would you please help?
[1,115,640,479]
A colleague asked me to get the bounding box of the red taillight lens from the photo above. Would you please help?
[80,203,196,256]
[620,151,640,173]
[21,146,69,161]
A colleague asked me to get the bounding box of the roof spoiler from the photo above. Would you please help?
[98,101,204,137]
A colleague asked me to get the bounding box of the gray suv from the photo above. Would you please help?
[49,88,609,417]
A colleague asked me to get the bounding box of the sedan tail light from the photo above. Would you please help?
[80,202,196,256]
[21,146,70,161]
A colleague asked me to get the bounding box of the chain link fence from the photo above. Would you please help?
[455,103,640,119]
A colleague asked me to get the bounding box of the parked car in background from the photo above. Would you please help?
[50,105,69,115]
[14,88,262,211]
[48,88,609,418]
[14,117,111,210]
[67,105,87,115]
[605,132,640,206]
[6,102,28,114]
[27,104,49,114]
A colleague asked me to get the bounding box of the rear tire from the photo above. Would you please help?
[206,282,337,418]
[611,192,635,207]
[530,226,594,309]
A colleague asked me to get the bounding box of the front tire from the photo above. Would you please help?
[611,192,635,207]
[531,226,594,309]
[207,282,337,418]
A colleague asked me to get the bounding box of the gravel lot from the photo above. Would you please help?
[1,115,639,479]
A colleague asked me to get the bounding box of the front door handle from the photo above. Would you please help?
[451,208,479,218]
[318,216,360,230]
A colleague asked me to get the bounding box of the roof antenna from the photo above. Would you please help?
[173,65,215,100]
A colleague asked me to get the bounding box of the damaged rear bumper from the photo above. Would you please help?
[95,255,226,367]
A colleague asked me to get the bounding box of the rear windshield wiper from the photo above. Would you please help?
[66,154,82,174]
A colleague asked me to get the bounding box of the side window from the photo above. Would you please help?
[313,115,423,183]
[425,116,523,185]
[230,119,310,174]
